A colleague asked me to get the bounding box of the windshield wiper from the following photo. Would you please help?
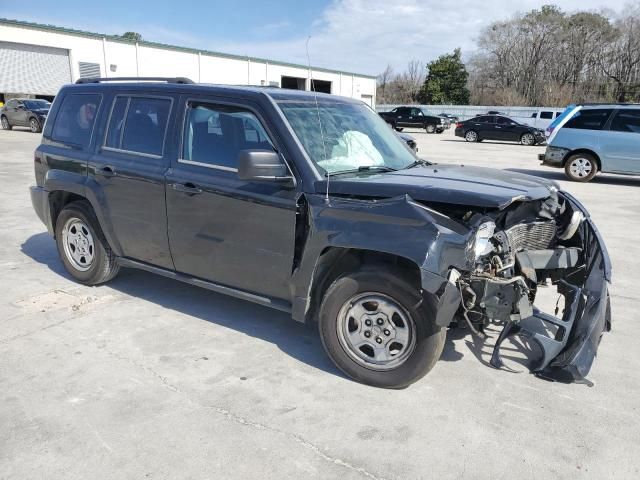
[403,159,432,169]
[326,165,398,177]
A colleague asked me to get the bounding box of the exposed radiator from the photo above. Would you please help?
[506,221,557,251]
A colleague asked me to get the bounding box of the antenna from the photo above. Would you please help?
[305,36,330,203]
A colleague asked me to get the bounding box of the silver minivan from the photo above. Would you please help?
[539,104,640,182]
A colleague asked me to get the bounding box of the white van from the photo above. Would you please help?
[528,109,565,129]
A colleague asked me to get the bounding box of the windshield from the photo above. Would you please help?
[277,101,417,174]
[24,100,51,110]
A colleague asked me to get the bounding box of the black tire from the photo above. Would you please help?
[1,115,11,130]
[29,117,42,133]
[425,124,436,134]
[564,153,598,182]
[520,132,535,146]
[465,130,479,142]
[55,201,120,285]
[318,268,446,389]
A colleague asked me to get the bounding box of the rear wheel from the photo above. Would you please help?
[425,124,436,134]
[55,201,120,285]
[1,115,11,130]
[564,153,598,182]
[465,130,478,142]
[318,268,445,389]
[520,132,535,146]
[29,117,42,133]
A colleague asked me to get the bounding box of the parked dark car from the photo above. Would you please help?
[379,106,445,133]
[30,78,611,388]
[1,98,51,133]
[455,115,545,145]
[397,131,418,152]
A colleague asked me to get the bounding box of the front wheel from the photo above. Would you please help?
[520,132,535,146]
[55,201,120,285]
[318,268,445,389]
[1,115,11,130]
[564,153,598,182]
[425,124,436,134]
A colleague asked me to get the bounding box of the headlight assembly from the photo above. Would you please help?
[473,221,496,259]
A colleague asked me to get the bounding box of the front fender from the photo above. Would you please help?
[291,194,472,322]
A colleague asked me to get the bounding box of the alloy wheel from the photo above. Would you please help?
[521,133,535,145]
[336,292,416,371]
[30,118,39,132]
[1,117,8,130]
[465,131,477,142]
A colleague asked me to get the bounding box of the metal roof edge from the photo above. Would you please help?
[0,18,377,80]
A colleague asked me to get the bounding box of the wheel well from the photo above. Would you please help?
[49,191,87,235]
[305,247,422,323]
[563,149,601,170]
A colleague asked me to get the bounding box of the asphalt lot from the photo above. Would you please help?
[1,126,639,479]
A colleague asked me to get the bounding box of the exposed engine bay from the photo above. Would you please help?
[449,190,611,382]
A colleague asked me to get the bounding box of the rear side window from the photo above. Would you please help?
[182,102,274,170]
[51,93,101,148]
[540,111,554,119]
[564,109,613,131]
[476,116,494,124]
[104,96,172,156]
[610,109,640,134]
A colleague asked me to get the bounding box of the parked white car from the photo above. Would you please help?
[527,109,565,129]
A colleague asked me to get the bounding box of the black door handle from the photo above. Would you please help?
[99,166,116,177]
[172,182,203,195]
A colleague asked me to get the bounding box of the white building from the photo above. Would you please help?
[0,18,376,106]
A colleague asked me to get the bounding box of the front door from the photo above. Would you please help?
[89,93,175,269]
[601,108,640,173]
[166,97,297,301]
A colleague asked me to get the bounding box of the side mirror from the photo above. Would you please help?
[238,150,292,183]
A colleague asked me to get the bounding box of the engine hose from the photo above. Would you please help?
[457,282,487,339]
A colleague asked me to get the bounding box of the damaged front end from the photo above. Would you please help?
[454,190,612,383]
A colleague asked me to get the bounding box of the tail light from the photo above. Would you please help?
[455,122,463,129]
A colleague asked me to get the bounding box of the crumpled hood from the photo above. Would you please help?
[317,164,556,209]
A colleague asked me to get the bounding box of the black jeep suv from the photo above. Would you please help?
[30,78,611,388]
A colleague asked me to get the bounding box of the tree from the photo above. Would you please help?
[418,48,470,105]
[122,32,143,42]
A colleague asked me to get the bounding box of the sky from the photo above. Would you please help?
[0,0,632,75]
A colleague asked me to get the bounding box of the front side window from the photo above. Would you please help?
[610,109,640,134]
[278,100,417,174]
[51,93,101,148]
[104,96,171,156]
[182,102,274,169]
[564,109,613,131]
[540,111,553,119]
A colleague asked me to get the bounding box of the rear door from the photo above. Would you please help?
[600,108,640,174]
[165,96,297,301]
[89,93,175,269]
[473,115,496,139]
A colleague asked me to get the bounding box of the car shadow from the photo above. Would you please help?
[21,232,344,379]
[21,232,496,379]
[506,168,640,187]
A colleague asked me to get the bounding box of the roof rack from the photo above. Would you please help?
[75,77,195,85]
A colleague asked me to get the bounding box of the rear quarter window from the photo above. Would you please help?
[564,108,613,131]
[610,109,640,134]
[51,93,102,148]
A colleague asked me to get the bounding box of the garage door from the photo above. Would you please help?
[0,41,71,95]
